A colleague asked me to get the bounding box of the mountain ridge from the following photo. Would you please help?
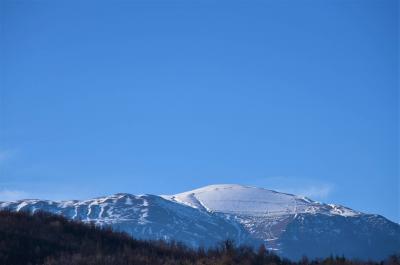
[1,184,399,260]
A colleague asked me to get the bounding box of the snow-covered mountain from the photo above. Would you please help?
[1,184,399,260]
[0,192,254,248]
[165,184,400,259]
[164,185,361,249]
[166,184,359,217]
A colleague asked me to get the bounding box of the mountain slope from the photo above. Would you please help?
[279,213,400,260]
[165,184,361,250]
[165,184,359,217]
[1,184,399,260]
[0,192,254,248]
[166,184,400,260]
[3,210,395,265]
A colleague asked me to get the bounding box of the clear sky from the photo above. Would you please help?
[0,0,398,222]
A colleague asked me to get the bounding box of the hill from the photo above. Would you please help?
[0,210,399,265]
[2,184,399,260]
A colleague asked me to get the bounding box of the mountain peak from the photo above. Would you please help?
[166,184,361,218]
[181,184,259,193]
[168,184,300,215]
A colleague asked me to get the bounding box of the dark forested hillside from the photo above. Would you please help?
[0,210,398,265]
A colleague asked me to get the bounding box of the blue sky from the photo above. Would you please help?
[0,0,398,222]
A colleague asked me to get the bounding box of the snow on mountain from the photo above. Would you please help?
[0,192,254,248]
[164,184,360,217]
[163,184,365,250]
[0,184,399,260]
[165,184,399,260]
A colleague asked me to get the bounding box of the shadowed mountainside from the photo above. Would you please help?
[0,210,399,265]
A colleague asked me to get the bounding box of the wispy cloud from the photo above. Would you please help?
[289,185,333,199]
[251,176,334,201]
[0,189,29,201]
[0,149,17,164]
